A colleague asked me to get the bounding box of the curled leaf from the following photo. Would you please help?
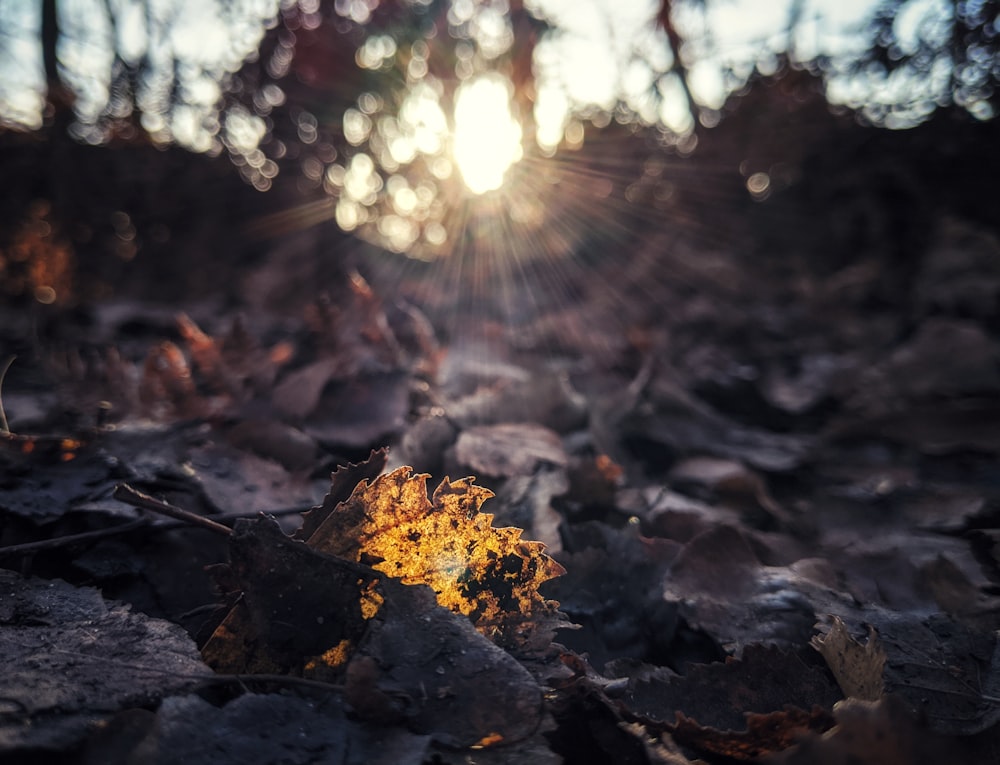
[811,616,885,702]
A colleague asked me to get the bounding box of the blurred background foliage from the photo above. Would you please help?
[1,0,998,307]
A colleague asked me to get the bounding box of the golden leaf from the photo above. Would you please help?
[306,465,565,644]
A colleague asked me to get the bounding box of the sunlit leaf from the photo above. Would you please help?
[306,464,566,645]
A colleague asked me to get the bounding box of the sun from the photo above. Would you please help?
[452,74,523,195]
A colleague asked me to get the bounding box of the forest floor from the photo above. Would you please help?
[2,199,1000,764]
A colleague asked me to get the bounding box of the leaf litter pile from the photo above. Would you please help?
[3,212,1000,764]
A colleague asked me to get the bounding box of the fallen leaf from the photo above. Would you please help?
[200,451,563,745]
[304,464,567,647]
[871,610,1000,735]
[813,610,1000,735]
[667,455,794,527]
[201,516,379,675]
[662,525,847,653]
[187,442,319,517]
[139,341,199,418]
[0,440,109,522]
[453,422,568,479]
[623,645,840,737]
[492,467,568,554]
[847,318,1000,415]
[0,570,210,753]
[303,372,409,448]
[768,696,961,765]
[176,313,235,397]
[295,448,389,541]
[545,523,679,671]
[271,358,342,419]
[394,413,458,477]
[444,368,587,434]
[226,418,318,472]
[669,707,834,761]
[202,516,546,747]
[811,616,885,701]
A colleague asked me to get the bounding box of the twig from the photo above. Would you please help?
[0,518,149,558]
[136,506,310,536]
[113,483,232,537]
[0,354,15,435]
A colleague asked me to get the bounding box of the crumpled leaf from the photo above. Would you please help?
[304,464,567,647]
[667,455,794,527]
[442,362,587,434]
[140,340,199,418]
[608,367,812,473]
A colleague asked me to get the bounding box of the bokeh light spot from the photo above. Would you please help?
[452,74,522,194]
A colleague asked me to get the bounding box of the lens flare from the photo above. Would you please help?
[453,74,523,195]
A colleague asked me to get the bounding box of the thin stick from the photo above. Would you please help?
[113,483,232,537]
[0,518,149,558]
[0,355,15,435]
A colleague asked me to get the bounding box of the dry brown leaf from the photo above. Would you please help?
[624,644,840,736]
[453,422,568,478]
[139,341,197,417]
[669,707,834,761]
[768,696,962,765]
[176,313,229,392]
[811,616,885,701]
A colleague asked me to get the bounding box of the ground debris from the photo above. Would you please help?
[0,570,210,753]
